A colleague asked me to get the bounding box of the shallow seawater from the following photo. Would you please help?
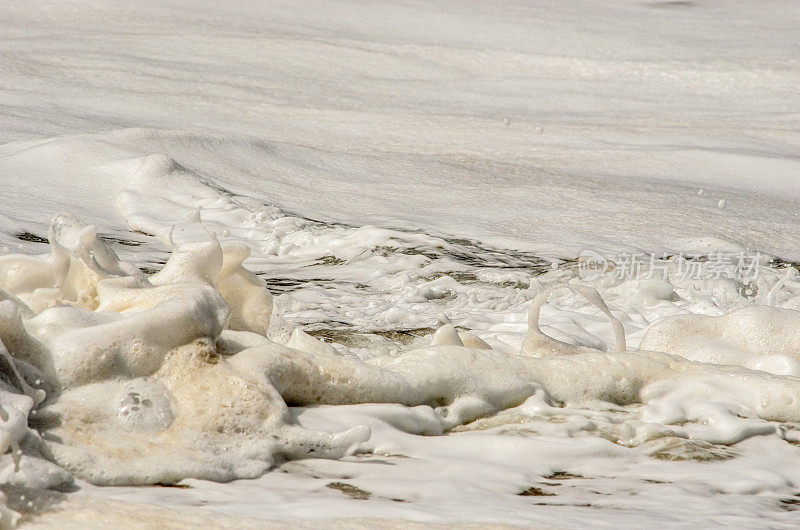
[0,139,799,527]
[2,135,800,528]
[2,210,800,528]
[2,0,800,527]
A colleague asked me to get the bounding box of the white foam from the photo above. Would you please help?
[1,0,800,525]
[2,215,800,525]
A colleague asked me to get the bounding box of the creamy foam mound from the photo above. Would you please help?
[640,306,800,376]
[0,214,370,491]
[4,214,800,523]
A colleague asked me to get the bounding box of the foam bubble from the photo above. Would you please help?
[2,214,800,511]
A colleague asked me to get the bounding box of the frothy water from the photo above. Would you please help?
[2,0,800,525]
[2,209,800,525]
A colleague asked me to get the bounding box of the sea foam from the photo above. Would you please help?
[3,214,800,525]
